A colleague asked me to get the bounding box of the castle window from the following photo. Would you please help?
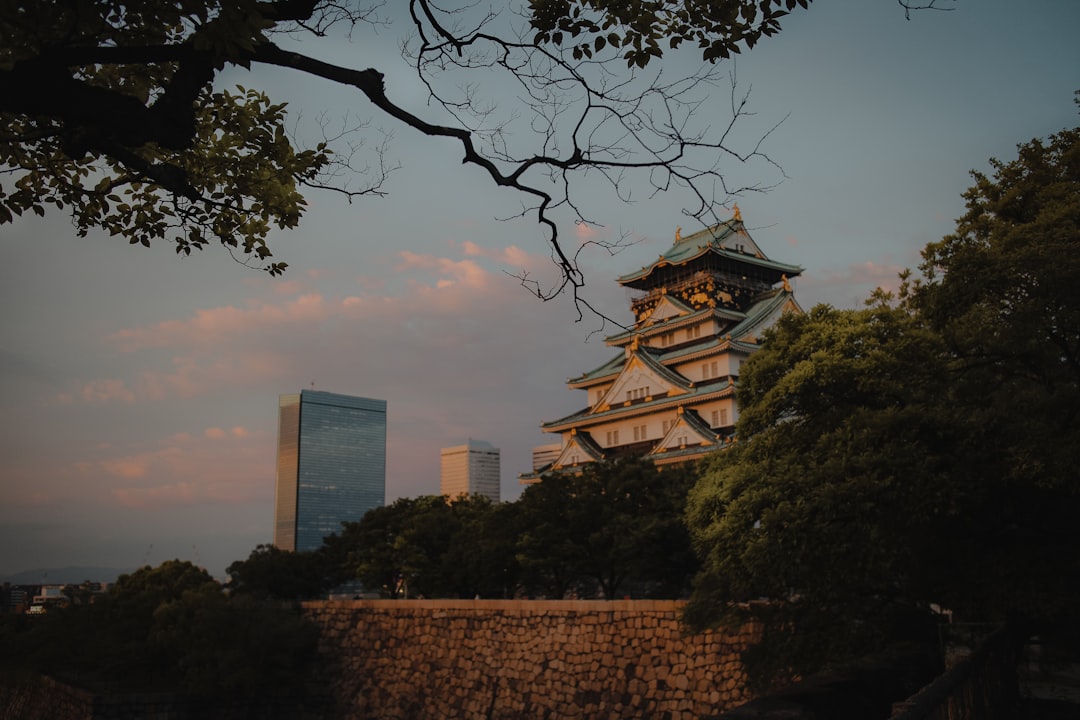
[633,424,648,442]
[688,325,701,339]
[702,361,719,380]
[606,430,619,446]
[627,386,650,402]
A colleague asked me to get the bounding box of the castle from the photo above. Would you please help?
[524,209,802,479]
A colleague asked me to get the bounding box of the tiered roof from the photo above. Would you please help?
[617,217,802,290]
[526,210,802,479]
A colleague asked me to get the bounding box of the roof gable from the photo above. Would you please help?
[551,431,604,469]
[642,295,694,324]
[650,407,719,454]
[729,289,803,343]
[593,350,690,412]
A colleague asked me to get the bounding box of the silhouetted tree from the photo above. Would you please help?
[684,116,1080,683]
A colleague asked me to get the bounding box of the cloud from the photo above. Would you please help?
[108,294,328,353]
[575,223,601,241]
[97,430,274,509]
[41,241,620,516]
[102,457,149,479]
[458,241,535,269]
[799,259,908,309]
[80,379,137,404]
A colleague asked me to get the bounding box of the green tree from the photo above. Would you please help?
[1,560,320,706]
[226,543,343,600]
[336,495,454,597]
[684,118,1080,682]
[441,495,523,599]
[684,305,954,680]
[517,458,697,599]
[516,473,592,598]
[149,584,319,702]
[1,0,838,296]
[910,120,1080,626]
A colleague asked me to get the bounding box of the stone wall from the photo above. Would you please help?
[303,599,760,720]
[0,671,309,720]
[1,673,94,720]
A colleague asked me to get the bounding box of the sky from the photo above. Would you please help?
[2,0,1078,580]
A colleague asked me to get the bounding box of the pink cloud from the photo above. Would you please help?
[113,483,197,508]
[396,252,491,291]
[102,457,149,479]
[396,250,437,270]
[66,241,617,422]
[799,259,908,308]
[841,260,906,290]
[98,431,274,509]
[80,379,136,404]
[109,294,327,353]
[456,241,536,269]
[576,223,601,240]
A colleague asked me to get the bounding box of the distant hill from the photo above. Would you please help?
[1,567,134,585]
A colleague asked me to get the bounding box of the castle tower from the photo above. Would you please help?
[524,211,802,479]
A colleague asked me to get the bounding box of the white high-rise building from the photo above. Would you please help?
[531,443,562,473]
[440,440,501,502]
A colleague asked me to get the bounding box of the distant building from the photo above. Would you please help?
[440,440,501,502]
[531,443,562,472]
[274,390,387,552]
[523,209,802,480]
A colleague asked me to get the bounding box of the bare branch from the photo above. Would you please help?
[898,0,956,20]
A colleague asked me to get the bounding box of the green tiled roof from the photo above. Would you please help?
[569,288,795,386]
[726,288,800,339]
[542,377,735,430]
[603,306,743,345]
[634,347,694,389]
[568,353,626,386]
[617,220,802,286]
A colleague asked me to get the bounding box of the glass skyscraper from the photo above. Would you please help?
[274,390,387,552]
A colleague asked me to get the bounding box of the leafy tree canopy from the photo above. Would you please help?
[529,0,809,65]
[327,459,696,599]
[684,305,953,680]
[226,543,343,600]
[517,457,697,599]
[1,0,940,300]
[0,560,319,706]
[684,117,1080,683]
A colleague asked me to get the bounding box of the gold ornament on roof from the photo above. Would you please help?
[675,226,682,242]
[781,274,792,292]
[732,204,742,221]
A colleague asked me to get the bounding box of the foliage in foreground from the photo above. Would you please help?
[0,0,820,288]
[226,543,346,601]
[0,561,319,701]
[683,119,1080,684]
[327,458,698,600]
